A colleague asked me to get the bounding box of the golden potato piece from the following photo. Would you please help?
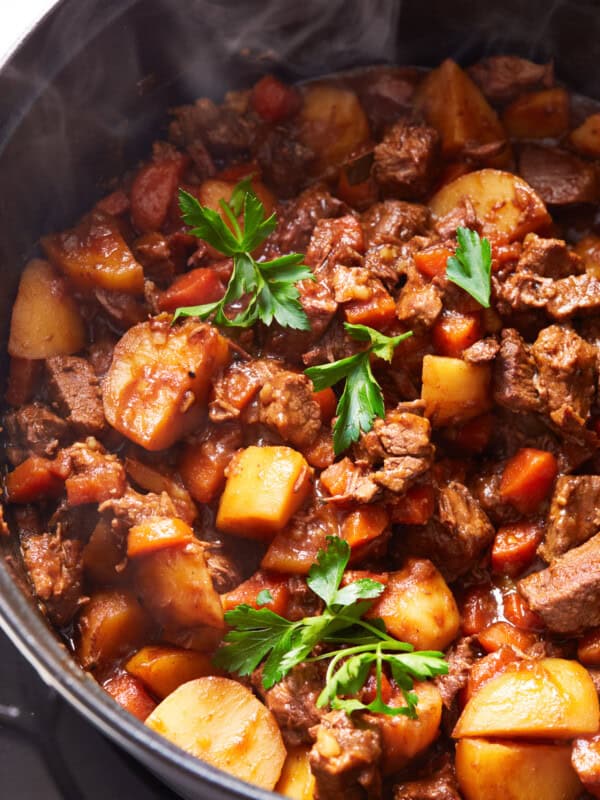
[135,539,224,630]
[570,112,600,158]
[502,88,570,139]
[299,84,370,172]
[421,355,492,427]
[8,259,86,359]
[572,734,600,798]
[429,168,550,242]
[216,446,313,540]
[126,645,217,699]
[453,658,599,739]
[276,746,315,800]
[456,738,582,800]
[574,234,600,278]
[103,317,230,450]
[367,558,459,651]
[42,210,144,293]
[145,677,286,790]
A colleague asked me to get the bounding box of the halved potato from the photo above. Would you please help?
[429,169,550,242]
[456,738,582,800]
[8,259,86,358]
[421,355,492,427]
[453,658,599,739]
[145,677,286,790]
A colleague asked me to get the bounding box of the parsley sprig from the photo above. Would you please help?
[305,323,413,454]
[173,177,314,329]
[446,226,492,308]
[214,537,447,718]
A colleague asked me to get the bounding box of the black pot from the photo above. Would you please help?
[1,1,599,797]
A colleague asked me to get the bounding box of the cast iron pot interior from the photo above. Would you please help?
[1,1,600,797]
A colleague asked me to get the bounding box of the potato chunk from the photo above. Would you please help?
[42,210,144,293]
[275,746,316,800]
[103,318,229,450]
[572,734,600,798]
[570,113,600,158]
[366,559,459,651]
[299,84,370,172]
[502,88,570,139]
[126,645,217,699]
[8,259,86,359]
[76,589,151,669]
[429,169,550,242]
[456,738,582,800]
[145,677,286,790]
[135,539,224,630]
[415,59,506,159]
[421,355,492,427]
[453,658,599,739]
[216,446,313,540]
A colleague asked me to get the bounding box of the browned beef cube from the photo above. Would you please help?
[539,476,600,561]
[372,120,439,198]
[361,200,430,246]
[518,532,600,633]
[45,355,106,436]
[517,233,584,279]
[3,403,69,465]
[21,533,83,627]
[547,273,600,320]
[493,328,542,413]
[393,756,461,800]
[468,56,553,104]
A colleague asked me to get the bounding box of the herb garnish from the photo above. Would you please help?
[445,226,492,308]
[214,537,447,718]
[174,177,314,329]
[305,323,413,454]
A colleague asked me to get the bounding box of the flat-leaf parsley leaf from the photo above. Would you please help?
[446,226,492,308]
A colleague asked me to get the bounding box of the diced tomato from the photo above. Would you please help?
[461,584,501,635]
[388,484,435,525]
[312,387,338,423]
[127,518,194,558]
[5,457,64,503]
[130,154,188,233]
[449,414,493,454]
[477,620,538,653]
[414,245,454,279]
[432,311,482,358]
[344,286,397,329]
[221,570,291,617]
[251,75,301,123]
[491,521,544,576]
[157,268,226,313]
[578,627,600,666]
[5,357,41,406]
[103,672,157,721]
[499,448,558,514]
[337,170,378,210]
[503,591,544,631]
[464,646,521,702]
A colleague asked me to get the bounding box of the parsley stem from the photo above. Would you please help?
[219,198,243,240]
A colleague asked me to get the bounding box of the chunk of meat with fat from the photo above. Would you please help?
[468,56,554,104]
[252,662,326,747]
[517,233,583,280]
[393,755,461,800]
[267,185,345,255]
[259,370,321,449]
[518,532,600,633]
[548,273,600,320]
[21,533,83,626]
[309,710,382,800]
[463,337,499,365]
[3,403,69,465]
[361,201,430,246]
[103,318,229,451]
[372,120,439,198]
[435,635,479,710]
[169,96,256,157]
[45,355,106,437]
[539,476,600,562]
[493,329,542,413]
[99,487,178,529]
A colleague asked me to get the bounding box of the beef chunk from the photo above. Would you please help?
[252,662,326,747]
[99,488,177,529]
[310,711,382,800]
[399,482,495,582]
[393,756,461,800]
[21,533,83,626]
[396,267,444,331]
[547,273,600,320]
[531,325,596,428]
[493,329,542,413]
[518,144,599,205]
[372,120,439,198]
[45,356,105,436]
[468,56,553,104]
[170,97,255,157]
[436,635,479,710]
[269,185,345,255]
[3,403,69,465]
[361,201,430,246]
[358,409,434,495]
[303,318,363,367]
[434,197,480,240]
[463,336,499,365]
[258,370,321,449]
[539,476,600,562]
[518,532,600,633]
[493,268,555,314]
[354,66,418,133]
[256,128,314,197]
[517,233,583,279]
